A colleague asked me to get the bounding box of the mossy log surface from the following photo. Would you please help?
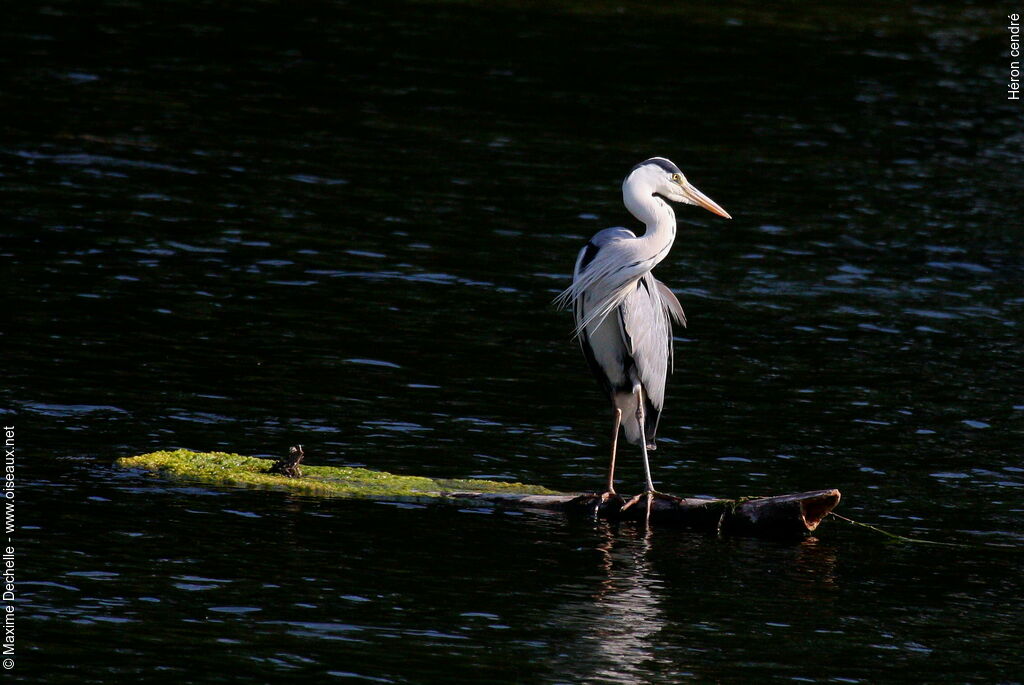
[118,450,840,538]
[117,450,560,500]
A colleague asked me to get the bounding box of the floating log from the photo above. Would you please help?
[440,490,840,538]
[117,449,840,539]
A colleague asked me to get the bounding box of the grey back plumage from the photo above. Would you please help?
[571,230,685,447]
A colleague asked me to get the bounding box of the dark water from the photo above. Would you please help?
[5,1,1024,682]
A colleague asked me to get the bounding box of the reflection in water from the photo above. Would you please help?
[550,524,670,682]
[790,537,840,592]
[546,526,848,682]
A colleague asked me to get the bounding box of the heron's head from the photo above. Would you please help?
[626,157,731,219]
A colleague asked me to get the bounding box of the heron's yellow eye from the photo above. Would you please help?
[672,173,682,184]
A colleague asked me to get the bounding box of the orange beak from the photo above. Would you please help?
[683,182,732,219]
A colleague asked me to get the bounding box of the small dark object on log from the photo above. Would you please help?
[271,445,305,478]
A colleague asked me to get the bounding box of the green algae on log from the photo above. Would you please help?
[117,450,560,500]
[117,450,840,538]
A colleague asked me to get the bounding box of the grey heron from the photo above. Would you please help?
[556,157,731,513]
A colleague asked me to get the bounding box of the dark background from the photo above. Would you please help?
[4,1,1022,682]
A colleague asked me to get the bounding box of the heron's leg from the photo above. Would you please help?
[620,385,676,520]
[635,386,655,494]
[571,407,625,516]
[606,407,622,495]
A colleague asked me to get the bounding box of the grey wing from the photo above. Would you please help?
[654,278,685,373]
[655,279,686,328]
[618,272,672,413]
[571,229,637,399]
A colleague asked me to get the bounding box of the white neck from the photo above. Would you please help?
[623,181,677,267]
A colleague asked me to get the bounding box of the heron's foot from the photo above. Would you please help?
[570,491,625,516]
[618,490,682,517]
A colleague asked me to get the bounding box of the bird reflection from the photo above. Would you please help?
[547,523,675,682]
[543,526,840,682]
